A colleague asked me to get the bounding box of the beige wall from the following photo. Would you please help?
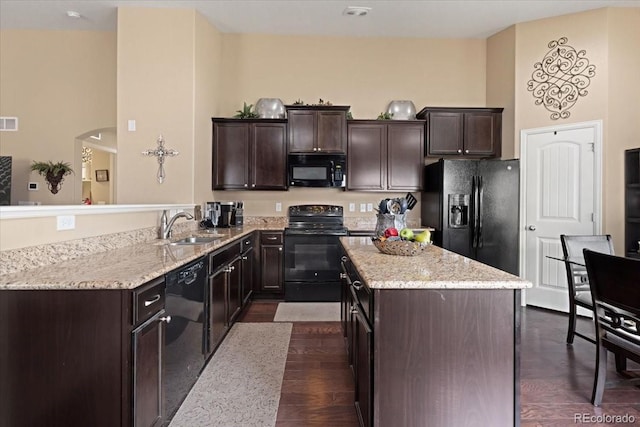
[217,34,486,119]
[486,25,516,159]
[116,8,197,204]
[0,210,159,251]
[0,30,116,205]
[511,7,640,254]
[194,12,224,205]
[606,8,640,253]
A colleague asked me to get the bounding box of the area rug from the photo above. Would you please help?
[169,322,292,427]
[273,302,341,322]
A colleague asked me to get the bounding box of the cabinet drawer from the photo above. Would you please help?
[260,231,283,245]
[133,277,166,326]
[241,232,256,252]
[210,241,241,273]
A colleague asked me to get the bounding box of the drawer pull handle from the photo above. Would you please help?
[350,306,358,314]
[160,316,172,324]
[352,280,363,291]
[340,273,347,279]
[266,236,278,240]
[144,294,161,307]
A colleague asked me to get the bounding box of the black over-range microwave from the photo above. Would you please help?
[288,153,346,188]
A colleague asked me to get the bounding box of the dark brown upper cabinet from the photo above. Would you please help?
[286,105,350,153]
[347,120,425,191]
[212,118,287,190]
[416,107,503,158]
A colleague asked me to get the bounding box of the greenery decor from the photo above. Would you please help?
[30,160,74,194]
[234,102,260,119]
[377,112,394,120]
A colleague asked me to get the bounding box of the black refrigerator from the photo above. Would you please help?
[421,158,520,275]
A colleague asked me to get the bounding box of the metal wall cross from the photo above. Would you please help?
[142,134,179,183]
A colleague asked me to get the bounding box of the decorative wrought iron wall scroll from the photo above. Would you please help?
[527,37,596,120]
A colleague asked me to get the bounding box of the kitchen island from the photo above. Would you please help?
[340,237,531,427]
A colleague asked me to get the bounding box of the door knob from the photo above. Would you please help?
[527,225,536,231]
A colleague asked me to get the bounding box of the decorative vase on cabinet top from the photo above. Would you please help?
[386,100,416,120]
[255,98,285,119]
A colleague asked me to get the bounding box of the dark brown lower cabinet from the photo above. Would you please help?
[340,251,521,427]
[256,231,283,296]
[133,311,164,427]
[353,304,372,427]
[208,241,242,355]
[0,277,167,427]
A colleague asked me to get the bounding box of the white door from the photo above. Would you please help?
[521,121,601,312]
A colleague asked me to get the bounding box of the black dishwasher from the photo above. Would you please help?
[164,256,207,423]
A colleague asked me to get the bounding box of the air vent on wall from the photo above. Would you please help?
[0,117,18,131]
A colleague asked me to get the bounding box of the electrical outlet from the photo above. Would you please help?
[127,119,136,131]
[56,215,75,231]
[360,203,366,212]
[275,202,282,212]
[349,203,356,212]
[367,203,373,212]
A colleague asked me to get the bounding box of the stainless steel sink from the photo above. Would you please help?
[169,236,220,245]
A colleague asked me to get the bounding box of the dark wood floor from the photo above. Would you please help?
[239,301,640,427]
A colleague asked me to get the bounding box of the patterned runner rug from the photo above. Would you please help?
[169,322,292,427]
[273,302,341,322]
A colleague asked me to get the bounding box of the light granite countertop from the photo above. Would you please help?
[341,236,531,290]
[0,226,276,290]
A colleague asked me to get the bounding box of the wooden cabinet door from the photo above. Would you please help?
[427,112,464,155]
[463,112,500,157]
[227,256,242,325]
[317,110,347,152]
[213,122,250,189]
[132,312,164,427]
[251,122,287,189]
[347,123,386,191]
[208,270,227,354]
[354,306,373,427]
[260,244,283,292]
[241,246,254,304]
[387,123,424,190]
[287,109,316,153]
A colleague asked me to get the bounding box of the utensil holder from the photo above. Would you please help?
[375,213,407,235]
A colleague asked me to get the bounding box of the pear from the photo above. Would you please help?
[414,229,431,243]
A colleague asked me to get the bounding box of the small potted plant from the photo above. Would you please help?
[30,160,74,194]
[234,102,260,119]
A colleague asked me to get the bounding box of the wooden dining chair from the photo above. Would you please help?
[560,234,614,344]
[583,249,640,406]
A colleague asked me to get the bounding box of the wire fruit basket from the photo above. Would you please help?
[372,238,429,256]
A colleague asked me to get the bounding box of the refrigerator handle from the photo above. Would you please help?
[471,176,478,248]
[478,176,484,248]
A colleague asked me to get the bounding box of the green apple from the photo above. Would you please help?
[399,228,414,241]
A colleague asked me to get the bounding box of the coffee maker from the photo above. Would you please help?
[203,201,243,228]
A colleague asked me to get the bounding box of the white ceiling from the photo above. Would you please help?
[1,0,639,39]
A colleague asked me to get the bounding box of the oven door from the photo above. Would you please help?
[284,233,343,282]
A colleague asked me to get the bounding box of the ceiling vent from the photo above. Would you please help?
[343,6,371,17]
[0,117,18,131]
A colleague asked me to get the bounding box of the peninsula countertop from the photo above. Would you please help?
[340,236,531,290]
[0,226,273,291]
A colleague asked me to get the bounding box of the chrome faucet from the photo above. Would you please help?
[159,210,194,240]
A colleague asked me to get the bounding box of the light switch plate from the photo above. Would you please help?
[367,203,373,212]
[349,203,355,212]
[275,202,282,212]
[360,203,366,212]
